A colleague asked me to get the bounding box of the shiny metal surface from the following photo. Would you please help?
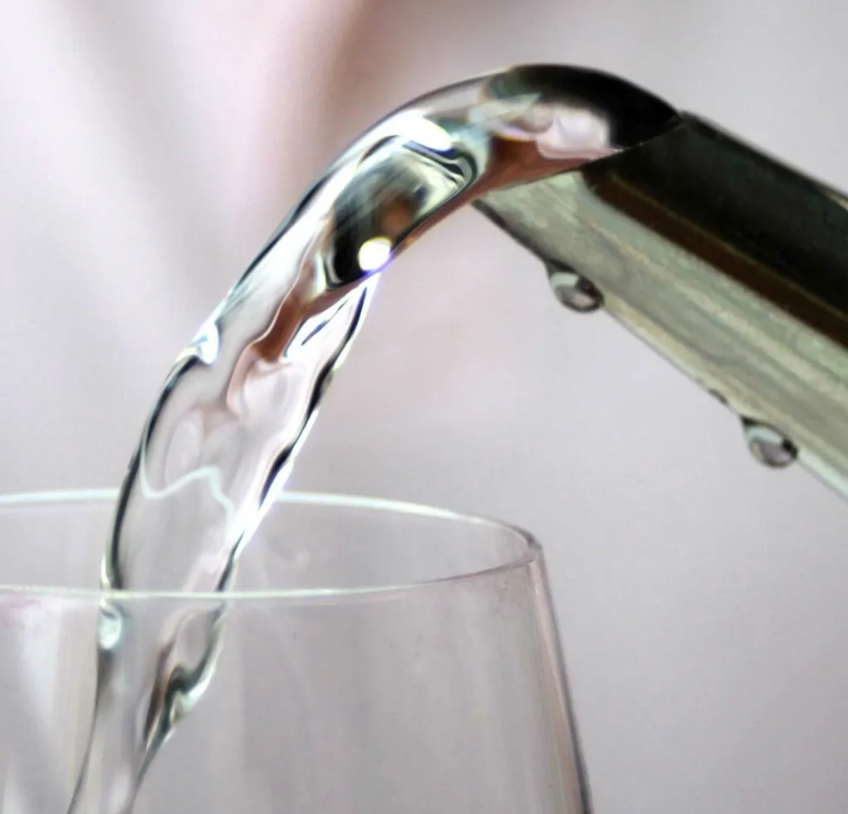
[477,113,848,496]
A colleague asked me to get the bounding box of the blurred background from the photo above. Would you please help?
[1,1,847,812]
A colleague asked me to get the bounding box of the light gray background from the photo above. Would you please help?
[1,2,847,812]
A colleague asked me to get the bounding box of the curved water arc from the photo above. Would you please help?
[72,64,679,814]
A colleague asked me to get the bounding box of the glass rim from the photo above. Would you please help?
[0,488,541,603]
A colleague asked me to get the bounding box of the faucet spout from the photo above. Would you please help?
[478,106,848,498]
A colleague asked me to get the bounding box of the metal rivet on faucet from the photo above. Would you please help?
[546,262,603,313]
[742,419,797,468]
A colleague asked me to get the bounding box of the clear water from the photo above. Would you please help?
[69,66,626,813]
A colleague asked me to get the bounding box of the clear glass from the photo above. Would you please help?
[0,490,589,814]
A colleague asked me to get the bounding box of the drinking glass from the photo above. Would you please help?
[0,489,589,814]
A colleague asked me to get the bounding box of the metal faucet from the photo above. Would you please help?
[473,66,848,498]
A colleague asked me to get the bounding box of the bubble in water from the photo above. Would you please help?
[96,603,124,651]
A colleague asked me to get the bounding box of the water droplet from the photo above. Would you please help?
[546,263,603,313]
[743,419,797,468]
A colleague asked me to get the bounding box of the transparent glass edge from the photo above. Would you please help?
[0,489,542,603]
